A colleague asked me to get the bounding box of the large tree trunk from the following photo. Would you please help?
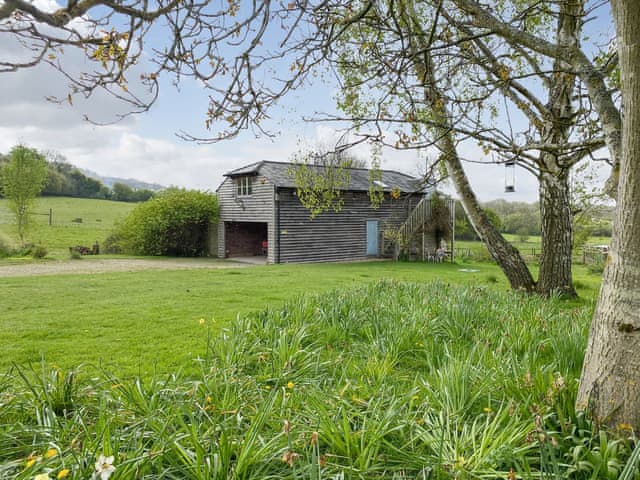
[576,0,640,427]
[535,0,579,297]
[538,171,576,296]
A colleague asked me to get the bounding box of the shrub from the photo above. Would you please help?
[588,258,605,275]
[114,188,218,256]
[102,232,122,254]
[13,243,34,257]
[31,244,48,259]
[516,226,530,243]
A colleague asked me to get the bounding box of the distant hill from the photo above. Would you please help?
[80,168,165,192]
[1,150,164,202]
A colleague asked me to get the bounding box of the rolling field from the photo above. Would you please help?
[0,197,135,258]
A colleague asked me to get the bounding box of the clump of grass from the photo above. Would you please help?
[31,245,48,259]
[485,273,498,283]
[573,279,588,290]
[588,259,606,274]
[1,281,635,479]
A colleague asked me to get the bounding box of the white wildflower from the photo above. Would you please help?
[94,454,115,480]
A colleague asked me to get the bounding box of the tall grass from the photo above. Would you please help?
[1,281,636,479]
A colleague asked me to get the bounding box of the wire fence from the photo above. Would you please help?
[0,209,52,226]
[452,243,608,266]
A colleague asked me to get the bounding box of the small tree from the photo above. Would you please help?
[287,150,352,220]
[516,228,530,244]
[0,146,48,246]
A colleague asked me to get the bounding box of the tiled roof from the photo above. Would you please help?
[224,160,422,193]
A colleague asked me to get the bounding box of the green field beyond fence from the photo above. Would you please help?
[0,197,136,257]
[455,233,610,266]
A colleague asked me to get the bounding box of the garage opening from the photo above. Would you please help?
[224,221,268,257]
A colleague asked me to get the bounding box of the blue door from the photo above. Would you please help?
[366,220,378,256]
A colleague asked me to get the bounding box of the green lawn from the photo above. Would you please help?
[0,196,605,377]
[1,260,602,379]
[0,197,135,258]
[0,197,622,479]
[3,278,624,480]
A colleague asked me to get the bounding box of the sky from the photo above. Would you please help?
[0,1,613,203]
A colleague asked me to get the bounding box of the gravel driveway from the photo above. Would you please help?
[0,257,257,277]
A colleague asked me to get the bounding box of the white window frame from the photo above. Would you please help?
[236,176,253,196]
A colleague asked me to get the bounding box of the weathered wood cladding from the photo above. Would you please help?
[277,189,422,263]
[218,175,276,260]
[268,201,277,264]
[217,222,226,258]
[217,176,275,223]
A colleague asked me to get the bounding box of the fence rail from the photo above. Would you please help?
[33,208,53,225]
[0,209,52,226]
[454,243,608,266]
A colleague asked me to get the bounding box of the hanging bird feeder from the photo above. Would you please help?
[504,159,516,193]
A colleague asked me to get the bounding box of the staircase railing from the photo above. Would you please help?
[398,197,432,241]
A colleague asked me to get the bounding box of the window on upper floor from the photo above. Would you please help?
[235,176,253,196]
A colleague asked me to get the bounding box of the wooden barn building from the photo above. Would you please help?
[216,161,453,263]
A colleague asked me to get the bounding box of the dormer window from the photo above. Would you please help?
[236,176,253,196]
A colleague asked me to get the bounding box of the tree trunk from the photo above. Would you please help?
[537,171,576,296]
[407,24,536,292]
[535,0,579,297]
[445,145,536,292]
[576,0,640,427]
